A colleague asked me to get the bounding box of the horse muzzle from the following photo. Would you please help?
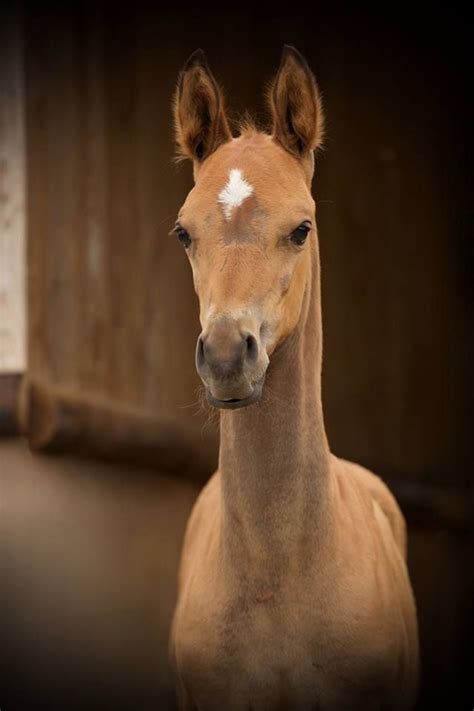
[196,319,268,409]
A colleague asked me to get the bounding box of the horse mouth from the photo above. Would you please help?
[205,376,265,410]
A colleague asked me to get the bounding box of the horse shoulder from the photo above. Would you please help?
[329,456,419,705]
[334,455,407,558]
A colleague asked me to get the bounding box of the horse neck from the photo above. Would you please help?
[218,235,333,574]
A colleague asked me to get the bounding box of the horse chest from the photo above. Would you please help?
[175,602,319,707]
[173,581,396,710]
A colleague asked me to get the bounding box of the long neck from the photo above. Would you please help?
[218,236,333,576]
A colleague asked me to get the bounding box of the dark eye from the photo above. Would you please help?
[290,222,311,247]
[174,224,191,249]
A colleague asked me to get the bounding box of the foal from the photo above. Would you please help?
[169,46,419,710]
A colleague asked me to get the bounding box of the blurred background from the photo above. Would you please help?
[0,3,472,709]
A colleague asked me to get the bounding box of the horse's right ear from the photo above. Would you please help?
[173,49,232,165]
[269,45,324,157]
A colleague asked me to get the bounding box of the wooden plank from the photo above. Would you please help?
[26,10,82,386]
[76,6,109,395]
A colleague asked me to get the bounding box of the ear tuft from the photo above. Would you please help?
[269,45,324,157]
[182,48,208,71]
[173,50,232,164]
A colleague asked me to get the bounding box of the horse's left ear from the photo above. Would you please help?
[174,49,232,165]
[269,46,324,157]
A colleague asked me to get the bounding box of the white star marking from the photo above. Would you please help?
[218,169,254,220]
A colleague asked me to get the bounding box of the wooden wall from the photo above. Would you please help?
[24,6,472,488]
[313,18,472,489]
[26,9,196,411]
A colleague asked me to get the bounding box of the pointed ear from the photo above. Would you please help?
[269,45,324,157]
[173,49,232,164]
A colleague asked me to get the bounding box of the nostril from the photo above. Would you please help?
[245,334,258,363]
[196,335,206,369]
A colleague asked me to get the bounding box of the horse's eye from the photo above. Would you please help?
[290,222,311,247]
[174,224,191,248]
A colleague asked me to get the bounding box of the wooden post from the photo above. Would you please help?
[18,377,217,481]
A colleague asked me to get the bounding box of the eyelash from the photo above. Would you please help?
[173,224,191,248]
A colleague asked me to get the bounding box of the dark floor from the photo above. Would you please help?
[1,438,472,710]
[0,438,198,710]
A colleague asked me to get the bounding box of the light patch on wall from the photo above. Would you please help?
[0,11,26,373]
[218,169,254,220]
